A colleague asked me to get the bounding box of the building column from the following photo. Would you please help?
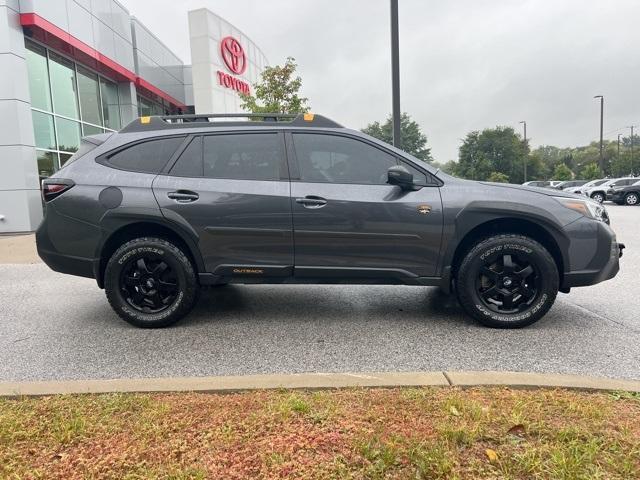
[118,81,138,125]
[0,1,42,233]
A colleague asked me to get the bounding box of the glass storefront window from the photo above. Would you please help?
[36,150,57,179]
[77,66,102,127]
[25,42,52,111]
[137,95,153,117]
[100,79,121,130]
[59,153,73,168]
[32,111,56,151]
[25,41,131,178]
[55,118,81,153]
[49,52,79,120]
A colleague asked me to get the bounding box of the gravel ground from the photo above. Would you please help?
[0,205,638,382]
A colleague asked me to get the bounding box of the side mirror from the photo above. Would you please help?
[387,165,415,190]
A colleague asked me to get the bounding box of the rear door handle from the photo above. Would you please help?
[167,190,199,203]
[295,196,327,208]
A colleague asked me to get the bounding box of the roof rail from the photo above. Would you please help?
[120,113,343,133]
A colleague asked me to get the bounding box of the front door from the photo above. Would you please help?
[288,132,443,281]
[153,131,293,278]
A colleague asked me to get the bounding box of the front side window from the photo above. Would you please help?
[400,161,431,186]
[201,133,283,181]
[292,134,397,184]
[106,137,185,173]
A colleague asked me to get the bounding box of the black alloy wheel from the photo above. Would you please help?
[120,256,179,313]
[476,253,537,314]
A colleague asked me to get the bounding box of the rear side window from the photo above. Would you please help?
[170,137,203,177]
[105,137,184,173]
[203,133,283,181]
[170,133,283,181]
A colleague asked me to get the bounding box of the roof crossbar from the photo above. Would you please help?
[120,113,343,133]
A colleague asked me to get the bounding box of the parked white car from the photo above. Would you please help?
[567,178,607,195]
[583,178,637,203]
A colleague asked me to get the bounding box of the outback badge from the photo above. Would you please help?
[417,204,432,215]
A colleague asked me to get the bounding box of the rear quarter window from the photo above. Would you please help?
[102,136,185,174]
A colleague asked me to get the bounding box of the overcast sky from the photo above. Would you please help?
[120,0,639,162]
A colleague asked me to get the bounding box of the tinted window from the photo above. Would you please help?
[107,137,184,173]
[170,137,203,177]
[293,134,397,184]
[202,133,282,181]
[401,161,433,186]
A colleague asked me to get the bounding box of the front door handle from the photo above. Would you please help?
[295,196,327,209]
[168,190,199,203]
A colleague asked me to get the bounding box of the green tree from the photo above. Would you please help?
[362,113,433,162]
[240,57,309,114]
[455,127,528,183]
[580,163,602,180]
[487,171,509,183]
[553,163,573,181]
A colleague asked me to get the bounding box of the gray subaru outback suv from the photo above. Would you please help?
[36,113,623,329]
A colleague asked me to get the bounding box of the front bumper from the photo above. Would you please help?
[561,220,622,289]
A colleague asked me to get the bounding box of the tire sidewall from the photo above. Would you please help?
[457,236,558,328]
[105,239,196,328]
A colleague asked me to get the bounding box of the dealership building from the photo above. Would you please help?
[0,0,267,233]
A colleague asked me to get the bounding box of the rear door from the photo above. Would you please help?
[287,131,443,281]
[153,131,294,279]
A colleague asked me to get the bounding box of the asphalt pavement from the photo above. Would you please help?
[1,205,638,382]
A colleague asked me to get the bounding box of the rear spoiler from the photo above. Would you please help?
[83,132,114,146]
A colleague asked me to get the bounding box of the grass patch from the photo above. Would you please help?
[0,387,638,478]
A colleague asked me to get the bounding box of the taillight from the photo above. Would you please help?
[41,179,74,202]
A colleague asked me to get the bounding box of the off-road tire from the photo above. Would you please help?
[105,237,198,328]
[456,234,559,328]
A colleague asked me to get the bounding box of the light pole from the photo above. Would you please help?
[617,133,622,158]
[519,120,527,182]
[390,0,401,149]
[629,125,636,175]
[594,96,604,171]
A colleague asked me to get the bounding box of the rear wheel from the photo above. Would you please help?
[456,234,558,328]
[105,237,198,328]
[624,192,639,206]
[591,192,605,203]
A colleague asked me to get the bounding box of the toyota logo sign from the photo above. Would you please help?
[220,36,247,75]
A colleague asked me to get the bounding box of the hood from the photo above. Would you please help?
[478,181,583,199]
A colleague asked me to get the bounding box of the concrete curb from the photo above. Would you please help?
[1,371,639,397]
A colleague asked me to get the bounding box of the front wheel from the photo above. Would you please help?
[456,234,559,328]
[624,192,639,206]
[104,237,199,328]
[591,192,605,203]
